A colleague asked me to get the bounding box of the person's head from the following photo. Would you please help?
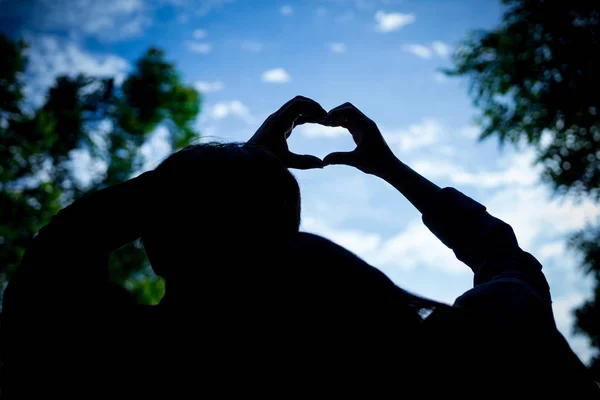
[142,142,301,287]
[140,142,457,382]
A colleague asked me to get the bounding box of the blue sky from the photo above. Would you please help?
[3,0,599,363]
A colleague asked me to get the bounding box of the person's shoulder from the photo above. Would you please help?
[454,274,552,324]
[458,272,543,301]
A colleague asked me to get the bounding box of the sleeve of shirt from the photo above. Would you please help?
[421,187,553,318]
[421,188,600,397]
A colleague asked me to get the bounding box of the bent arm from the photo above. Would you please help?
[372,158,551,305]
[1,171,154,394]
[4,171,154,311]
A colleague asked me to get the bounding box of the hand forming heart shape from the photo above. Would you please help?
[247,96,327,169]
[247,96,396,175]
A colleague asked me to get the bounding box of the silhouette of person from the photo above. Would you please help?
[1,96,598,398]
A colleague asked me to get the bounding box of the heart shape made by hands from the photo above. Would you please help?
[248,97,393,174]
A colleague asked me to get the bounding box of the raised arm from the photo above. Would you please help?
[323,103,440,214]
[322,104,600,396]
[1,170,155,397]
[322,103,550,303]
[3,170,154,311]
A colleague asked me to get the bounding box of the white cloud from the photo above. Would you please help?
[301,175,395,228]
[434,72,449,83]
[383,118,442,152]
[85,120,112,155]
[69,122,112,187]
[402,44,432,59]
[484,185,599,251]
[297,124,348,138]
[193,29,207,39]
[302,217,382,257]
[34,0,150,41]
[194,81,224,93]
[280,5,293,16]
[210,100,255,124]
[437,145,456,156]
[261,68,291,83]
[553,291,587,337]
[69,149,108,188]
[538,241,568,264]
[300,172,468,279]
[375,11,415,32]
[302,217,466,274]
[25,35,130,103]
[140,126,173,171]
[411,151,542,191]
[329,42,347,53]
[329,177,593,276]
[186,41,213,54]
[431,40,451,58]
[26,36,130,84]
[459,125,481,139]
[404,41,452,59]
[118,14,151,38]
[375,220,468,274]
[241,40,264,53]
[65,119,112,187]
[539,129,554,150]
[409,149,598,251]
[542,244,595,364]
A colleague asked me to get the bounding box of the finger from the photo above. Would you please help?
[277,95,314,112]
[284,113,314,139]
[323,151,359,167]
[261,96,322,132]
[321,113,365,147]
[321,112,351,128]
[325,102,355,116]
[323,105,365,125]
[325,102,375,129]
[285,112,330,141]
[294,113,325,126]
[286,153,325,170]
[324,102,369,120]
[280,97,327,126]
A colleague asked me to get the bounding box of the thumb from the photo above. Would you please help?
[286,152,325,170]
[323,151,358,167]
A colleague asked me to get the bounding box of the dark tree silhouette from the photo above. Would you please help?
[448,0,600,377]
[0,34,201,304]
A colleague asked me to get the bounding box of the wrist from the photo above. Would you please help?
[371,155,403,180]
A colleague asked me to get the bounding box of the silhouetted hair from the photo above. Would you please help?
[142,142,301,279]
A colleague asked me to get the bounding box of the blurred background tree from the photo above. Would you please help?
[0,33,201,305]
[448,0,600,378]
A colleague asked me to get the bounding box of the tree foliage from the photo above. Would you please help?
[448,0,600,198]
[448,0,600,377]
[0,34,201,305]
